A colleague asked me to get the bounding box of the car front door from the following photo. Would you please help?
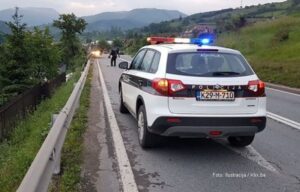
[122,49,146,114]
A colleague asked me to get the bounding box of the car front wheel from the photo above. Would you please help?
[228,135,255,147]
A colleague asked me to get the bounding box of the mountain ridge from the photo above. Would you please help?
[0,7,59,26]
[83,8,187,31]
[0,7,186,33]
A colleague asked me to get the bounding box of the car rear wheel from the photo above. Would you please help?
[137,105,161,148]
[119,88,129,113]
[228,135,255,147]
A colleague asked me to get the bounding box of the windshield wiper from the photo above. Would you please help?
[212,71,240,76]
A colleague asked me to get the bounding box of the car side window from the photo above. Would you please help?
[149,52,161,73]
[130,49,146,70]
[139,50,156,72]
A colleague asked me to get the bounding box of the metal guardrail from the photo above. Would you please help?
[17,60,91,192]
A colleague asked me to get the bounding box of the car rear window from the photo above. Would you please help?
[166,52,254,77]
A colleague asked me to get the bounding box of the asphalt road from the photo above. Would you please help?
[266,88,300,123]
[90,56,300,192]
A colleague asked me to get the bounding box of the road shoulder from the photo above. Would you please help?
[81,60,121,192]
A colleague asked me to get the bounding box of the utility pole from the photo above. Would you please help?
[240,0,243,8]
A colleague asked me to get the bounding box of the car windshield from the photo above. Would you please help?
[166,52,254,77]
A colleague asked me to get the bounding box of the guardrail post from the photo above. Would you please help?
[51,114,61,175]
[53,149,61,175]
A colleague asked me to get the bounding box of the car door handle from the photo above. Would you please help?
[138,80,143,87]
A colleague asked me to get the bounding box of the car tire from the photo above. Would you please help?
[137,105,161,148]
[119,88,129,113]
[228,135,255,147]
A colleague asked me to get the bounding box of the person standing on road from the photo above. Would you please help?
[108,48,120,67]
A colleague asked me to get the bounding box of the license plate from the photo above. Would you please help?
[196,90,235,101]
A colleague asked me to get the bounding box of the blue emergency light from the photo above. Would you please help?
[192,33,215,45]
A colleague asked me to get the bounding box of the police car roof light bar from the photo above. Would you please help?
[147,36,213,46]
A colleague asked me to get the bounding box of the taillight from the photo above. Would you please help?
[167,118,181,123]
[152,78,186,96]
[169,79,185,93]
[248,80,265,96]
[152,78,168,95]
[209,131,223,136]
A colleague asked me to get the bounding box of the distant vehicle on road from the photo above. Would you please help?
[118,36,266,148]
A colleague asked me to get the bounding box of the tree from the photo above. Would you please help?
[25,27,61,82]
[124,36,147,55]
[0,7,63,104]
[112,38,123,49]
[53,13,87,70]
[97,39,111,51]
[216,15,247,33]
[0,7,32,97]
[182,19,190,26]
[232,15,247,29]
[292,0,300,6]
[0,32,5,44]
[0,44,6,98]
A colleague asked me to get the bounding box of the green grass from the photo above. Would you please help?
[50,67,91,192]
[0,71,80,192]
[217,16,300,88]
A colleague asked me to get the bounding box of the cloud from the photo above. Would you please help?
[64,0,125,16]
[0,0,287,16]
[70,2,96,9]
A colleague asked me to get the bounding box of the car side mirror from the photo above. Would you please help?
[119,61,129,69]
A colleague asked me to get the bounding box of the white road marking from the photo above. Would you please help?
[267,112,300,130]
[266,87,300,97]
[96,59,139,192]
[217,141,278,173]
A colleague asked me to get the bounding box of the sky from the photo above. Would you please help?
[0,0,287,16]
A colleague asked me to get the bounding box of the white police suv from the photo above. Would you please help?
[118,36,266,148]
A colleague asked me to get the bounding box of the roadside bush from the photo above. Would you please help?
[272,28,290,44]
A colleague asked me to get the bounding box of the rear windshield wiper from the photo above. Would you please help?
[212,71,241,76]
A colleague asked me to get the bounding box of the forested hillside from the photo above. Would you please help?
[130,0,297,36]
[217,16,300,88]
